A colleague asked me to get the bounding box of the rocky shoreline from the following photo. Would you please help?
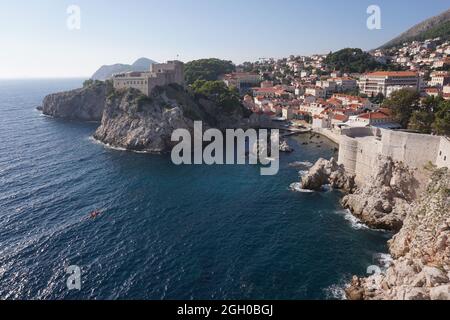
[39,81,111,122]
[38,81,255,153]
[300,157,450,300]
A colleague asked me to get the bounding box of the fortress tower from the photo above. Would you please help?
[112,60,185,96]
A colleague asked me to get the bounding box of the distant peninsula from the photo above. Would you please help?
[91,57,157,81]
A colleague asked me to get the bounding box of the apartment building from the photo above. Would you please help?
[358,71,419,97]
[429,71,450,88]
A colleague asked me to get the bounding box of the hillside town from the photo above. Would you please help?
[222,37,450,135]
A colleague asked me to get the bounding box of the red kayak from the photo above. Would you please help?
[90,210,102,219]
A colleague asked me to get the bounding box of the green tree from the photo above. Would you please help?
[433,100,450,136]
[185,58,235,85]
[382,89,420,128]
[369,93,385,104]
[191,80,241,114]
[324,48,385,73]
[408,110,435,133]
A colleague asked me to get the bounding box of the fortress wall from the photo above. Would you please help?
[380,130,442,169]
[354,138,382,185]
[338,135,359,174]
[147,74,169,94]
[338,127,449,186]
[341,127,379,138]
[436,137,450,168]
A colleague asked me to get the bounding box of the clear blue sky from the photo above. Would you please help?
[0,0,448,78]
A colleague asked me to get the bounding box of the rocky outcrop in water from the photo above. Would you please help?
[341,155,419,232]
[39,80,253,152]
[279,140,294,153]
[346,168,450,300]
[93,84,249,153]
[300,158,355,192]
[302,155,419,231]
[93,87,191,153]
[39,81,110,121]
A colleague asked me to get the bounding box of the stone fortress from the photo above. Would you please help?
[338,127,450,185]
[113,60,184,96]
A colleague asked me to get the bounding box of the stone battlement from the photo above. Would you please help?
[338,127,450,185]
[113,60,184,96]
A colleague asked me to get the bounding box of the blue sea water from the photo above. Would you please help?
[0,79,390,300]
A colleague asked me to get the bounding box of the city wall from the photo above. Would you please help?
[338,127,450,185]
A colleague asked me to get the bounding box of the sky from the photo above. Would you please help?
[0,0,448,78]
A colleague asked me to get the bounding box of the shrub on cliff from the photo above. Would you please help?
[83,79,104,88]
[185,58,235,85]
[324,48,385,73]
[191,80,245,115]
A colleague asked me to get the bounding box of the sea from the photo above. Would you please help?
[0,79,390,300]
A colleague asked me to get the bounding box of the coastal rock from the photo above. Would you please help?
[279,140,294,153]
[300,158,355,192]
[346,168,450,300]
[94,87,192,153]
[94,84,248,153]
[430,285,450,300]
[341,155,418,231]
[39,81,110,121]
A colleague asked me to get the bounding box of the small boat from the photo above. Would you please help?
[90,210,102,219]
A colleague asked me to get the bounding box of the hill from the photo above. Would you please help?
[184,58,235,85]
[379,8,450,49]
[324,48,385,73]
[91,57,157,80]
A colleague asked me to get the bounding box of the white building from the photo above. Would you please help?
[305,86,326,98]
[332,77,358,92]
[358,71,420,97]
[429,71,450,88]
[223,72,261,90]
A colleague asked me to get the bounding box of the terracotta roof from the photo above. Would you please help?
[365,71,418,77]
[253,87,285,94]
[327,98,343,105]
[378,108,392,116]
[359,112,391,120]
[333,114,348,121]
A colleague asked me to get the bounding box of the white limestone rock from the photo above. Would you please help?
[346,168,450,300]
[300,158,355,192]
[39,81,110,121]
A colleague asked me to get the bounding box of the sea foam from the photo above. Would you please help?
[289,182,314,193]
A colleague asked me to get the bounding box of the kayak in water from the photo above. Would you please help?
[90,210,102,219]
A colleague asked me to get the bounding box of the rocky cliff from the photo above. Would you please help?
[302,155,420,231]
[93,84,250,153]
[302,156,450,300]
[93,86,192,153]
[40,80,252,152]
[346,168,450,300]
[39,81,110,121]
[341,155,420,232]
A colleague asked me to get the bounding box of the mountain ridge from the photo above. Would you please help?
[91,57,157,81]
[378,8,450,49]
